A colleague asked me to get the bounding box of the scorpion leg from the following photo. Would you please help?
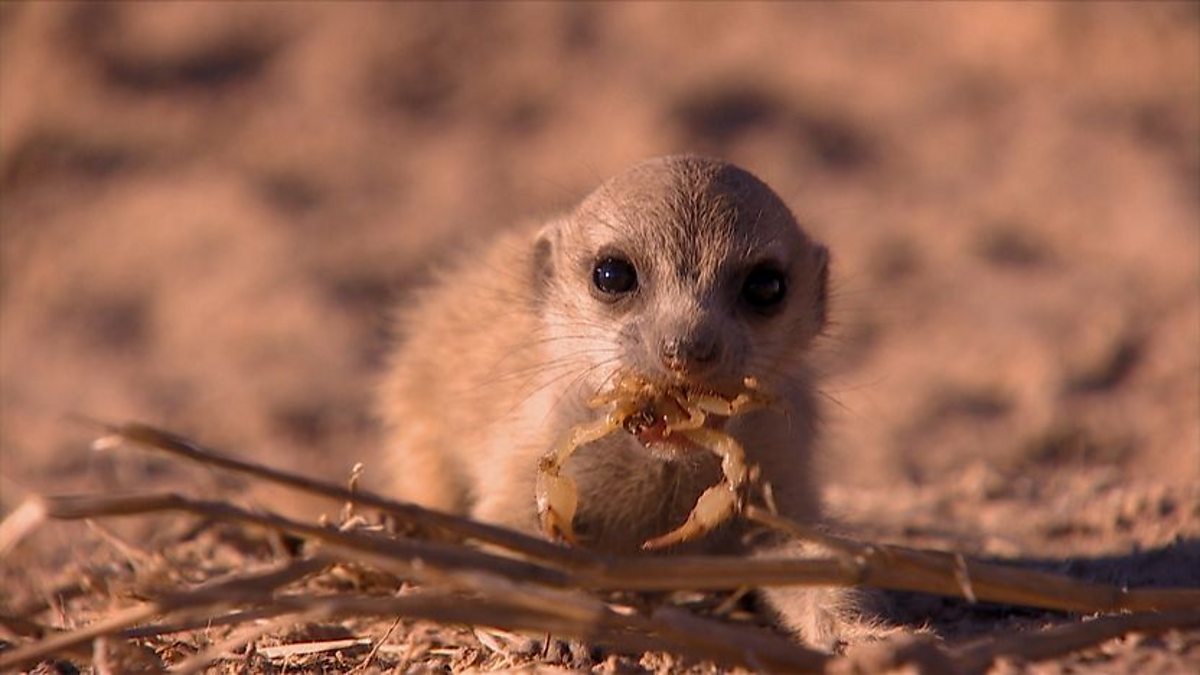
[663,393,705,434]
[586,371,646,408]
[642,482,739,550]
[686,379,768,415]
[642,426,749,549]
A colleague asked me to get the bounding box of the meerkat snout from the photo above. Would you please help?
[659,330,720,375]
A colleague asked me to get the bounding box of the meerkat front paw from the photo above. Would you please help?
[761,585,897,653]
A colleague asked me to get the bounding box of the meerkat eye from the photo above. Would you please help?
[742,265,787,311]
[592,256,638,296]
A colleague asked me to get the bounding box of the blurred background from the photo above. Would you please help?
[1,3,1197,527]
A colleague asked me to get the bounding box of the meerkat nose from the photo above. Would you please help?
[660,334,721,375]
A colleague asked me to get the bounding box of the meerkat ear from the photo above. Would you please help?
[812,244,830,329]
[531,220,561,297]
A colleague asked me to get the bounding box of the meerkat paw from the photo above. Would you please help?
[759,586,898,653]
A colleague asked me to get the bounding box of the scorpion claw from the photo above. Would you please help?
[536,468,579,544]
[642,483,739,550]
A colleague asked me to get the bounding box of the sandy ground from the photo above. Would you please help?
[1,2,1198,672]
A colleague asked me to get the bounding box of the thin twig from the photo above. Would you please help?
[950,608,1200,673]
[95,422,588,566]
[170,612,315,675]
[350,616,403,674]
[748,506,1200,613]
[0,558,326,671]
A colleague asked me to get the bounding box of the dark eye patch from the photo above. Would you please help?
[741,265,787,312]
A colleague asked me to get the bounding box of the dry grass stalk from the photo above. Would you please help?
[3,579,828,672]
[169,613,317,675]
[2,502,828,671]
[0,558,326,669]
[25,488,1198,617]
[746,507,1200,613]
[98,423,1200,612]
[951,608,1200,672]
[2,421,1198,673]
[93,422,586,566]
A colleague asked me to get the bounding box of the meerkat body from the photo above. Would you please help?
[378,156,857,647]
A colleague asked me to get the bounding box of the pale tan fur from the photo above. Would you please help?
[377,155,863,649]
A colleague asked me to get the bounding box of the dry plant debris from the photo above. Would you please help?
[1,423,1197,673]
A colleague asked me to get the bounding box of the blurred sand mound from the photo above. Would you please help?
[4,2,1195,495]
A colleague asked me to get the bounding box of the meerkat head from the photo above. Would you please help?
[532,155,829,395]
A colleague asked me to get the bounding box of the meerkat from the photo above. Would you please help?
[377,155,862,649]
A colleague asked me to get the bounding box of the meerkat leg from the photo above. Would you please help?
[755,544,894,652]
[386,424,471,514]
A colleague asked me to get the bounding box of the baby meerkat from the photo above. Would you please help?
[378,155,860,648]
